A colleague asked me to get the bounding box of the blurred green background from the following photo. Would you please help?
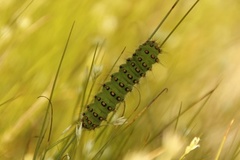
[1,0,240,159]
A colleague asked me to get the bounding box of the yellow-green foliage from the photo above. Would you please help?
[1,0,240,159]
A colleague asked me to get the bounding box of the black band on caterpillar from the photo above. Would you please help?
[81,41,161,130]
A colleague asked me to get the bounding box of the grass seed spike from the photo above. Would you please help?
[81,0,199,130]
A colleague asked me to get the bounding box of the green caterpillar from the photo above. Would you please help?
[82,41,160,130]
[81,0,199,130]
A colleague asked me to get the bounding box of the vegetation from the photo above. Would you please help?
[0,0,240,159]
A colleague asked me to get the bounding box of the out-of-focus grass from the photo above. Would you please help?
[1,0,240,159]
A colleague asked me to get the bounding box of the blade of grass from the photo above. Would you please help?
[231,124,240,159]
[145,86,217,146]
[214,119,234,160]
[78,43,99,116]
[33,21,75,159]
[174,103,182,133]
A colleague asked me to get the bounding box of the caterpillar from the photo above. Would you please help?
[81,0,199,130]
